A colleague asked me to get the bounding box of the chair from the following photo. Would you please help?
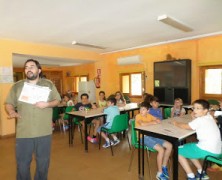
[208,99,220,110]
[99,113,131,156]
[124,95,131,104]
[128,120,157,180]
[200,155,222,180]
[207,99,219,106]
[64,106,83,144]
[164,107,171,119]
[52,107,61,131]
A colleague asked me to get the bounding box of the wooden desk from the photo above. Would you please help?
[67,103,139,152]
[135,114,195,180]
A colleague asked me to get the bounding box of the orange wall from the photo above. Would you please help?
[1,35,222,136]
[100,39,198,102]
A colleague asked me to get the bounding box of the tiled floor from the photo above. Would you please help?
[0,130,221,180]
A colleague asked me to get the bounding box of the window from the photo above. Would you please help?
[74,75,88,92]
[200,66,222,99]
[120,72,145,96]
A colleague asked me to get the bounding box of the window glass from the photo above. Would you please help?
[131,73,142,95]
[80,77,87,82]
[120,72,144,96]
[122,75,130,93]
[205,69,222,94]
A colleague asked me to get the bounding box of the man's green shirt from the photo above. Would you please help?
[5,78,61,138]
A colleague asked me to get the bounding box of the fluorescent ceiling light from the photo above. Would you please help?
[157,14,193,32]
[71,40,106,49]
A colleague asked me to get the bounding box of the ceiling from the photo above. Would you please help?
[1,0,222,67]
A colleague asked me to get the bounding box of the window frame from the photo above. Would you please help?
[120,71,145,98]
[199,65,222,99]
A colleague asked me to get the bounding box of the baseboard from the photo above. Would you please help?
[0,133,15,139]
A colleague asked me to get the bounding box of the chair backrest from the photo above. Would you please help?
[52,107,60,121]
[164,108,171,119]
[110,113,128,133]
[208,99,219,106]
[63,106,75,120]
[130,120,138,147]
[124,95,131,104]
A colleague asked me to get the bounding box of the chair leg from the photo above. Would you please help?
[128,147,136,171]
[58,119,63,132]
[79,125,83,144]
[126,133,131,150]
[72,124,75,143]
[99,132,102,149]
[108,134,114,156]
[88,123,92,135]
[200,157,209,180]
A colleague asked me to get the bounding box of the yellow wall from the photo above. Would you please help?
[0,39,101,136]
[1,35,222,136]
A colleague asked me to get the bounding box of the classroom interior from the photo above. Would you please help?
[0,1,222,179]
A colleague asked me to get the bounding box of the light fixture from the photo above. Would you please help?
[71,40,106,49]
[157,14,193,32]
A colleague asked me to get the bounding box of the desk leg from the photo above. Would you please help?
[68,116,73,146]
[84,119,88,152]
[138,131,141,177]
[142,134,144,177]
[173,141,179,180]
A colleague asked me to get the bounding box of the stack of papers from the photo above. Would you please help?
[18,82,51,104]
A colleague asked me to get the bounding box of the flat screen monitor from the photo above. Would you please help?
[154,59,191,88]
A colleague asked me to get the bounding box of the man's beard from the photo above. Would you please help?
[26,71,39,80]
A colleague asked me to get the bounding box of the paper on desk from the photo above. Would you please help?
[18,82,51,104]
[214,111,222,117]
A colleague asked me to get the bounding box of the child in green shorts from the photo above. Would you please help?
[173,99,221,180]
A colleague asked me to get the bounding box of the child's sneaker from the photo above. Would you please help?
[187,177,196,180]
[102,141,114,148]
[195,171,209,180]
[162,166,169,179]
[87,136,97,144]
[156,173,168,180]
[113,139,120,146]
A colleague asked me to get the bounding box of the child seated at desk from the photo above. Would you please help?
[208,100,222,172]
[171,98,186,117]
[115,91,126,107]
[74,93,100,144]
[149,96,163,120]
[135,102,172,180]
[97,97,120,148]
[98,91,107,107]
[173,99,222,180]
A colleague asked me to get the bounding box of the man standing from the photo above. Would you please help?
[5,59,61,180]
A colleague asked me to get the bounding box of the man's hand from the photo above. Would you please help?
[8,111,21,119]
